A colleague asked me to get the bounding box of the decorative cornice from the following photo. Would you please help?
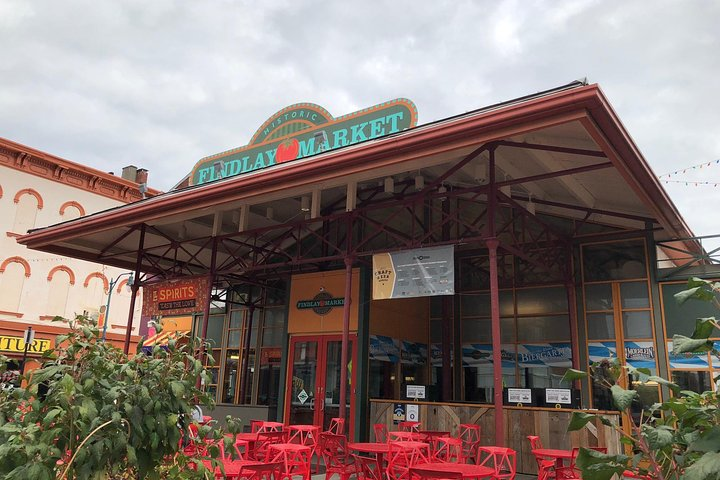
[0,137,162,203]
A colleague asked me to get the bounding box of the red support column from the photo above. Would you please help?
[338,255,353,420]
[123,224,145,354]
[239,304,256,403]
[487,237,504,446]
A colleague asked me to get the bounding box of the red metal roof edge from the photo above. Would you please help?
[18,83,692,248]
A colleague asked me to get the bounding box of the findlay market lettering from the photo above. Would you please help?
[191,99,417,186]
[296,298,345,309]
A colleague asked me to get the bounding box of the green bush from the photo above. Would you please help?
[565,277,720,480]
[0,315,240,479]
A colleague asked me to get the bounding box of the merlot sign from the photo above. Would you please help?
[189,99,418,186]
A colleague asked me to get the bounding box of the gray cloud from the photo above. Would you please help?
[1,0,718,238]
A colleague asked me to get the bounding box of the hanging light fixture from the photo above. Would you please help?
[414,174,425,191]
[266,207,274,220]
[527,195,536,215]
[438,184,447,202]
[300,196,310,212]
[384,176,394,194]
[474,163,488,183]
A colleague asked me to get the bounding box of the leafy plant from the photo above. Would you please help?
[564,277,720,480]
[0,315,241,479]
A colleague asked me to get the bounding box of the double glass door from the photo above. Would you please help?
[285,335,356,431]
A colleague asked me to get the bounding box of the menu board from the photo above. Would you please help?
[373,246,454,299]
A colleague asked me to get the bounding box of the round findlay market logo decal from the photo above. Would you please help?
[296,291,344,316]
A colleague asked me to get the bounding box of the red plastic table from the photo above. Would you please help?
[532,448,574,468]
[269,443,312,480]
[201,459,263,480]
[349,441,430,480]
[410,462,495,479]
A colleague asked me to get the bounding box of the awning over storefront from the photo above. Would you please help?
[18,81,699,280]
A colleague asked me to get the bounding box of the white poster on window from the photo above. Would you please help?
[406,404,419,422]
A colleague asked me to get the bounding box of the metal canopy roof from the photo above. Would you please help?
[18,82,695,282]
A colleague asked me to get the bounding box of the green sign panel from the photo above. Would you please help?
[189,99,418,186]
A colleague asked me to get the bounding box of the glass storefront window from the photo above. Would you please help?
[516,315,570,342]
[585,283,613,311]
[198,283,287,407]
[622,311,653,339]
[620,282,650,309]
[672,370,712,393]
[587,312,615,340]
[582,240,647,282]
[516,287,567,315]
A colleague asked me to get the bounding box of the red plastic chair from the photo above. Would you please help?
[328,417,346,435]
[252,430,287,461]
[527,435,543,449]
[432,437,462,463]
[537,458,559,480]
[239,461,284,480]
[409,468,463,480]
[477,446,516,480]
[269,443,312,480]
[387,441,431,480]
[458,424,480,463]
[318,432,355,480]
[398,421,421,432]
[373,423,388,443]
[354,454,383,480]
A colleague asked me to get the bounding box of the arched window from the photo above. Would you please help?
[12,189,43,234]
[46,267,74,318]
[59,201,86,221]
[0,257,31,313]
[84,272,109,312]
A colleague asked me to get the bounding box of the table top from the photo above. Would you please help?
[349,442,390,454]
[348,441,429,454]
[532,448,575,459]
[411,462,495,479]
[287,424,320,432]
[235,432,259,441]
[389,431,423,441]
[269,443,312,452]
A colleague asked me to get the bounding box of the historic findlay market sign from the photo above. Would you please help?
[189,99,418,186]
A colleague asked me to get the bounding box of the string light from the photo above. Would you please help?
[658,159,720,179]
[663,179,720,187]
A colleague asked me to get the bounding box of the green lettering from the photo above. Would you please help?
[198,168,209,184]
[240,156,251,172]
[253,153,266,170]
[369,118,386,138]
[226,159,242,177]
[332,128,349,148]
[351,122,369,143]
[298,138,316,157]
[265,148,276,166]
[385,112,404,134]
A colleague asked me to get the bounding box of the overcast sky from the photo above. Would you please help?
[2,0,719,242]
